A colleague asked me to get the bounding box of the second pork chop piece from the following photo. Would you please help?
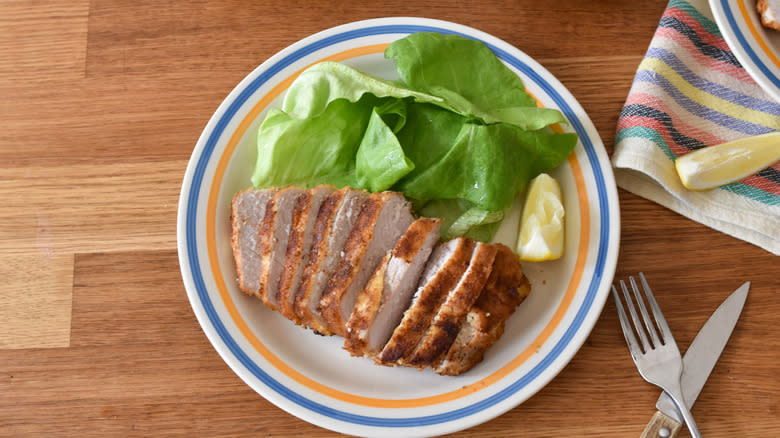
[276,184,336,321]
[404,241,498,368]
[343,217,442,357]
[433,244,531,376]
[294,187,369,334]
[375,237,475,366]
[258,186,308,311]
[319,191,414,337]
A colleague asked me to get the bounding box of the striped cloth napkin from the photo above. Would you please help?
[612,0,780,255]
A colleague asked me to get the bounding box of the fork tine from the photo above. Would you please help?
[612,285,642,358]
[630,275,661,348]
[639,272,676,347]
[620,279,650,352]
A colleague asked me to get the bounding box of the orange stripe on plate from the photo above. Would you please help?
[206,45,590,408]
[738,0,780,70]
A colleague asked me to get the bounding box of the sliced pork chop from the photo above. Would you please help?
[230,187,277,297]
[319,191,414,337]
[404,241,497,368]
[343,217,442,357]
[433,244,531,376]
[294,187,369,334]
[375,237,475,366]
[276,184,336,321]
[257,186,308,311]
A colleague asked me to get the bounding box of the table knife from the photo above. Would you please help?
[640,281,750,438]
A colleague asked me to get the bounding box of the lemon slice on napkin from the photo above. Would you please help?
[516,173,565,262]
[675,132,780,191]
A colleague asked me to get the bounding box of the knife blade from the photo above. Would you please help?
[640,281,750,438]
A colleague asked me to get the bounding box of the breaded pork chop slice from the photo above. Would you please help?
[343,217,442,357]
[433,244,531,376]
[294,187,369,334]
[276,184,336,322]
[375,237,475,366]
[404,241,497,368]
[230,187,277,297]
[257,186,308,312]
[319,191,414,337]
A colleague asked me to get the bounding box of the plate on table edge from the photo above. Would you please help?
[176,17,620,438]
[710,0,780,102]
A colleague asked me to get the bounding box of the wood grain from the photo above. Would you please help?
[0,0,777,436]
[0,252,73,349]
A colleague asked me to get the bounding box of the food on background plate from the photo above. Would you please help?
[231,187,530,375]
[758,0,780,30]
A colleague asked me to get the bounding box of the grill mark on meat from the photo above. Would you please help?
[405,242,497,368]
[293,189,345,333]
[231,188,277,296]
[230,186,534,376]
[376,237,475,366]
[293,187,368,334]
[258,187,306,311]
[277,185,335,322]
[319,192,413,337]
[343,217,441,357]
[275,190,311,316]
[433,244,530,376]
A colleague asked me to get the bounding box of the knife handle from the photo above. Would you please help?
[640,411,683,438]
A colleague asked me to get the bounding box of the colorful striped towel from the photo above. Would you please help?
[613,0,780,255]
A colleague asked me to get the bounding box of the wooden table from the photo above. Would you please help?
[1,1,777,436]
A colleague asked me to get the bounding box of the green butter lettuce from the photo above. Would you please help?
[282,61,445,119]
[385,32,568,131]
[282,52,565,132]
[395,103,576,211]
[251,32,578,241]
[419,198,506,241]
[355,100,414,192]
[251,97,374,188]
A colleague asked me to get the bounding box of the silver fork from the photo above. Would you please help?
[612,273,702,438]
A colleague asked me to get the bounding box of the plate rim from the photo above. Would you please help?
[177,16,620,437]
[709,0,780,102]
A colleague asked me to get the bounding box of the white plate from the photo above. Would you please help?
[177,17,620,437]
[710,0,780,102]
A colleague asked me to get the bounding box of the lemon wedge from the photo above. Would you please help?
[675,132,780,191]
[516,173,565,262]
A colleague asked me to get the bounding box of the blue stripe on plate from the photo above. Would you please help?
[719,0,780,89]
[184,23,611,428]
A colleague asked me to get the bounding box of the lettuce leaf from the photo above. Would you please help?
[250,97,374,188]
[385,32,568,130]
[251,32,578,241]
[418,198,506,241]
[283,55,565,131]
[355,100,414,192]
[282,62,445,119]
[394,103,577,212]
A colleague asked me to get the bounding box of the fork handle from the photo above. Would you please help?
[640,411,682,438]
[664,387,702,438]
